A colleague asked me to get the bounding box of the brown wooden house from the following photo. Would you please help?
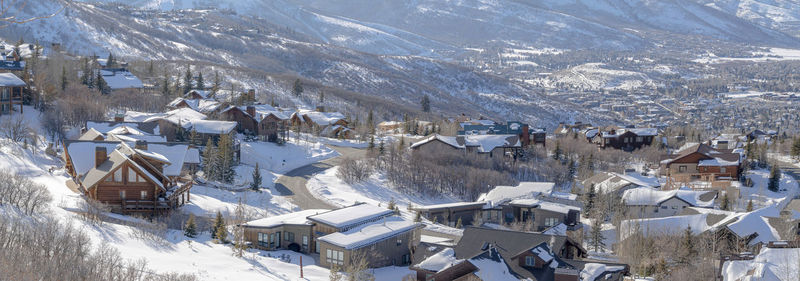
[661,143,742,189]
[597,127,657,151]
[220,104,289,142]
[64,141,192,214]
[0,73,26,115]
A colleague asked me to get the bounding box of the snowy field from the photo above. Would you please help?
[307,167,458,209]
[239,138,338,175]
[733,169,799,212]
[694,48,800,64]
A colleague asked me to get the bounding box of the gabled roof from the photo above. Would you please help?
[298,110,346,126]
[477,182,555,208]
[99,70,143,90]
[143,108,207,128]
[78,128,105,141]
[184,89,211,99]
[410,134,464,149]
[80,149,164,191]
[65,140,193,178]
[86,121,159,135]
[621,187,716,208]
[663,143,740,166]
[188,120,237,135]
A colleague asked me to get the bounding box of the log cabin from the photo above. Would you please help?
[64,140,193,214]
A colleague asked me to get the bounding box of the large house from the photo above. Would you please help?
[410,134,523,159]
[98,68,143,92]
[219,104,290,142]
[411,227,628,281]
[167,97,225,116]
[660,143,742,189]
[242,203,422,268]
[62,140,194,214]
[289,109,351,138]
[0,73,25,115]
[621,187,717,218]
[594,127,657,151]
[458,120,546,146]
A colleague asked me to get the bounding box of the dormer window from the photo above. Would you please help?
[525,256,535,266]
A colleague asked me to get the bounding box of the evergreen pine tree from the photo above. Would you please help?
[212,70,221,94]
[583,185,596,216]
[378,138,385,155]
[95,71,108,94]
[552,141,562,161]
[567,158,576,181]
[196,72,205,90]
[202,138,218,181]
[414,211,422,222]
[106,53,115,68]
[217,134,236,183]
[455,217,463,229]
[184,214,198,238]
[251,163,262,191]
[318,90,324,103]
[367,110,374,135]
[184,64,192,94]
[161,71,171,96]
[421,95,430,112]
[190,129,199,145]
[148,60,154,75]
[368,135,375,152]
[60,66,67,91]
[387,198,396,210]
[588,218,605,252]
[746,199,754,212]
[292,79,303,97]
[212,211,227,242]
[768,165,781,192]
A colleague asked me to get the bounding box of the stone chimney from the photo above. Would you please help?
[114,113,124,122]
[246,105,256,118]
[95,147,107,168]
[135,140,148,150]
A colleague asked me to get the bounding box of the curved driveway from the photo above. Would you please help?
[274,145,365,210]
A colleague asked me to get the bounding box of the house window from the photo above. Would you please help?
[140,191,147,199]
[525,256,535,266]
[276,232,281,248]
[396,239,402,246]
[138,174,147,182]
[661,206,668,209]
[285,231,295,242]
[636,137,643,142]
[721,167,727,173]
[120,190,126,199]
[544,217,558,227]
[128,168,137,183]
[679,166,687,173]
[114,169,123,182]
[302,235,308,247]
[326,249,344,265]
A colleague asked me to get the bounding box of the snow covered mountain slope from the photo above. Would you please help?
[700,0,800,38]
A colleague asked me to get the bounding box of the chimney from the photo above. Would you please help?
[135,140,148,150]
[114,113,124,122]
[246,105,256,118]
[95,147,107,168]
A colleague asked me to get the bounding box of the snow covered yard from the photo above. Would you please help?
[182,184,298,218]
[307,166,458,209]
[734,169,799,212]
[239,138,338,175]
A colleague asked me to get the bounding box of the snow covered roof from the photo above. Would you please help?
[461,134,521,152]
[80,149,164,191]
[415,248,464,272]
[297,110,346,126]
[722,247,800,281]
[467,248,519,281]
[0,73,25,87]
[621,187,716,207]
[581,263,627,281]
[726,206,783,246]
[317,216,421,250]
[123,111,163,123]
[145,144,190,177]
[410,134,464,149]
[698,157,740,166]
[509,199,580,214]
[170,98,224,114]
[185,90,211,99]
[144,108,207,128]
[625,128,658,136]
[243,209,329,228]
[78,128,105,141]
[307,203,394,229]
[99,70,143,90]
[189,120,237,135]
[184,148,200,164]
[477,182,556,208]
[238,104,290,121]
[412,202,486,211]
